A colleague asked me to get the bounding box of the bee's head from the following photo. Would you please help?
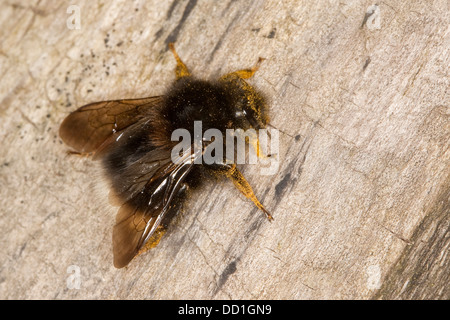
[223,78,269,131]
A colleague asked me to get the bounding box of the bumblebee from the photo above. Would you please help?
[59,44,272,268]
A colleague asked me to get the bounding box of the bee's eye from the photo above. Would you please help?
[234,110,245,118]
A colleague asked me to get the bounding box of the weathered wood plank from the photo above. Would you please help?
[0,0,448,299]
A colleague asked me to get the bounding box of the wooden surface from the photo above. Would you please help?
[0,0,448,299]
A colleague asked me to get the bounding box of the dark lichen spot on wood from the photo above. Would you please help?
[244,217,264,241]
[216,259,238,293]
[266,27,276,39]
[372,176,450,300]
[363,57,371,71]
[166,1,179,19]
[275,173,291,198]
[154,27,164,40]
[165,0,198,45]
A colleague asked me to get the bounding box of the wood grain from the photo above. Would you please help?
[0,0,448,299]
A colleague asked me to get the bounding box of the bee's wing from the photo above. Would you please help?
[112,147,200,268]
[59,96,163,153]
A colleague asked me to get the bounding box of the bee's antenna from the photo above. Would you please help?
[267,123,295,139]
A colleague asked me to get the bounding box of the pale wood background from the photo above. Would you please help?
[0,0,448,299]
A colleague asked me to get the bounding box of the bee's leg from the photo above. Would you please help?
[168,43,191,79]
[247,129,272,159]
[218,164,273,221]
[137,225,167,256]
[220,57,265,81]
[66,150,91,157]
